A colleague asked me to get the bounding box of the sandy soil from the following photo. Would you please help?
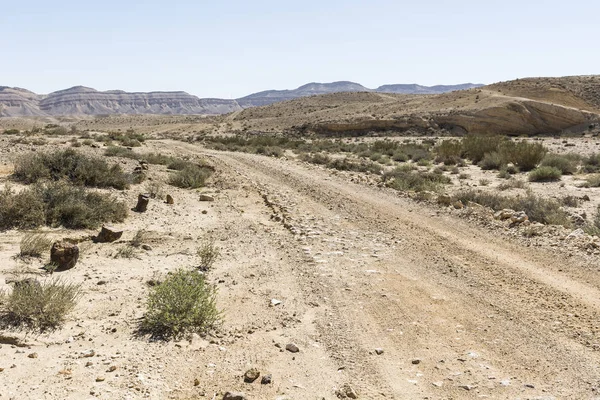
[1,138,600,400]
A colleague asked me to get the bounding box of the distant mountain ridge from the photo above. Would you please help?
[0,81,483,117]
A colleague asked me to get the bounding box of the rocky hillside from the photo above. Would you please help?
[227,76,600,136]
[0,82,482,117]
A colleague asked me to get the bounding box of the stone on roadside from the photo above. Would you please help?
[50,240,79,270]
[28,352,38,359]
[94,225,123,243]
[285,343,299,353]
[166,194,174,205]
[243,368,260,383]
[199,194,214,202]
[223,392,247,400]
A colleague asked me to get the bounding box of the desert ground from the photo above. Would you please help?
[2,76,600,399]
[0,131,599,400]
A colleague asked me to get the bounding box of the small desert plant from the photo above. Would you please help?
[169,164,212,189]
[497,179,527,191]
[453,190,571,226]
[19,233,52,258]
[479,179,490,186]
[384,168,451,192]
[0,186,46,230]
[299,153,331,165]
[145,180,165,199]
[140,268,221,339]
[461,134,504,164]
[434,139,463,165]
[498,141,547,171]
[144,153,174,165]
[166,158,190,171]
[582,153,600,173]
[584,205,600,236]
[561,195,580,208]
[115,246,137,259]
[0,278,81,333]
[479,151,504,170]
[104,146,138,159]
[14,149,129,189]
[528,166,562,182]
[580,174,600,188]
[540,153,579,175]
[197,239,220,271]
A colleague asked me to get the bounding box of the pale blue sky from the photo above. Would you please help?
[3,1,598,98]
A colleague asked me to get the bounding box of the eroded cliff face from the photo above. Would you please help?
[0,86,242,117]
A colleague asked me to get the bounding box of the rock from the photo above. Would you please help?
[566,228,585,240]
[96,376,105,382]
[285,343,299,353]
[139,161,149,170]
[94,225,123,243]
[0,367,4,372]
[261,374,272,384]
[202,210,208,214]
[28,352,38,358]
[432,381,444,387]
[166,194,174,205]
[453,200,464,210]
[582,194,591,201]
[199,194,214,202]
[134,193,150,212]
[494,209,515,220]
[459,384,477,390]
[411,358,421,365]
[50,240,79,270]
[85,361,93,367]
[338,383,358,399]
[223,392,246,400]
[107,366,117,372]
[141,244,152,251]
[194,378,200,386]
[270,299,282,307]
[82,350,95,358]
[375,348,384,355]
[244,368,260,383]
[510,211,528,224]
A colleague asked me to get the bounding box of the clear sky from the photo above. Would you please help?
[3,0,598,98]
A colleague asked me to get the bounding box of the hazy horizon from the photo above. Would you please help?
[3,0,599,98]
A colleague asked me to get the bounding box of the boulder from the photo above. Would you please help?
[134,194,150,212]
[50,241,79,270]
[94,225,123,243]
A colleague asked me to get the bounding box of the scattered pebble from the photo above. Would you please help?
[243,368,260,383]
[375,348,384,355]
[286,343,300,353]
[28,352,38,359]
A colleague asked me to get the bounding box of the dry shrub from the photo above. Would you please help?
[19,233,52,258]
[0,278,81,333]
[140,269,221,340]
[528,166,562,182]
[169,164,213,189]
[197,239,220,271]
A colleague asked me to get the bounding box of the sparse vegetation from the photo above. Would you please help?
[197,239,220,271]
[140,268,221,340]
[169,163,213,189]
[528,166,562,182]
[14,149,130,189]
[461,134,504,164]
[540,153,579,175]
[384,168,451,192]
[0,278,81,333]
[19,233,52,258]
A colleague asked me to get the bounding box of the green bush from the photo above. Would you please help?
[144,153,174,165]
[0,278,81,333]
[140,269,220,339]
[498,141,547,171]
[540,154,578,174]
[14,149,129,189]
[166,158,190,171]
[583,153,600,173]
[327,158,382,174]
[384,168,451,192]
[582,174,600,187]
[528,166,562,182]
[0,186,46,230]
[434,139,463,165]
[197,239,220,271]
[299,153,331,165]
[0,182,128,230]
[169,164,212,189]
[461,134,504,164]
[104,146,138,159]
[453,190,571,226]
[479,152,504,170]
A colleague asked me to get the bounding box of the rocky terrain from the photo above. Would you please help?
[1,132,600,399]
[0,82,482,117]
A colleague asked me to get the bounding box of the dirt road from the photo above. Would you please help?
[2,140,600,400]
[169,141,600,399]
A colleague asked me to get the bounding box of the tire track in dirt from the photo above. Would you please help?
[168,142,600,398]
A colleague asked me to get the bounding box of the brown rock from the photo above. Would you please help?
[166,194,174,205]
[199,194,214,202]
[50,241,79,270]
[134,193,150,212]
[223,392,247,400]
[28,352,38,359]
[243,368,260,383]
[94,225,123,243]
